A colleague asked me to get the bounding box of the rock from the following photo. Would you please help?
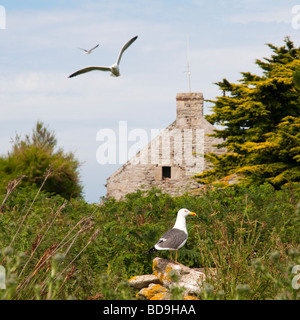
[128,257,216,300]
[153,257,206,296]
[128,274,160,289]
[137,283,171,300]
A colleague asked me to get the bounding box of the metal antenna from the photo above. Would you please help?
[186,36,191,93]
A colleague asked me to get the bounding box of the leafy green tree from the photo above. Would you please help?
[293,68,300,88]
[0,121,82,199]
[196,37,300,188]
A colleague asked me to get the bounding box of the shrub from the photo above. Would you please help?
[0,121,82,200]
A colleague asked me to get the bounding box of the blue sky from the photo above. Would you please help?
[0,0,299,203]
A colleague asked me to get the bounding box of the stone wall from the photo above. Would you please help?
[106,92,226,200]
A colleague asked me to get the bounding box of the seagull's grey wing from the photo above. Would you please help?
[155,228,187,250]
[90,44,99,51]
[78,48,88,52]
[68,66,111,78]
[116,35,138,66]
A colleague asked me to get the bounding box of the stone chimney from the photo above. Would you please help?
[176,92,204,128]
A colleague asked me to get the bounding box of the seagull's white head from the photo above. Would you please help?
[178,208,197,218]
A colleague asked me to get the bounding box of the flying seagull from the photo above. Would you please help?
[143,208,196,263]
[78,44,99,54]
[69,35,138,78]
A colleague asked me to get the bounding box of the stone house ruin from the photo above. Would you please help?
[106,92,226,200]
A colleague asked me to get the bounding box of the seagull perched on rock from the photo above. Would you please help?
[78,44,99,54]
[143,208,196,263]
[69,36,138,78]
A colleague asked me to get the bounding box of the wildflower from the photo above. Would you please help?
[52,253,65,264]
[203,283,214,294]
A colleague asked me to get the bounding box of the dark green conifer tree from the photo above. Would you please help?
[196,37,300,188]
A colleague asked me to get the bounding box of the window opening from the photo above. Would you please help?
[162,166,171,179]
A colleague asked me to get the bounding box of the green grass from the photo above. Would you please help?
[0,180,299,300]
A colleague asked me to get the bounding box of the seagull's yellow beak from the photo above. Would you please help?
[189,212,197,216]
